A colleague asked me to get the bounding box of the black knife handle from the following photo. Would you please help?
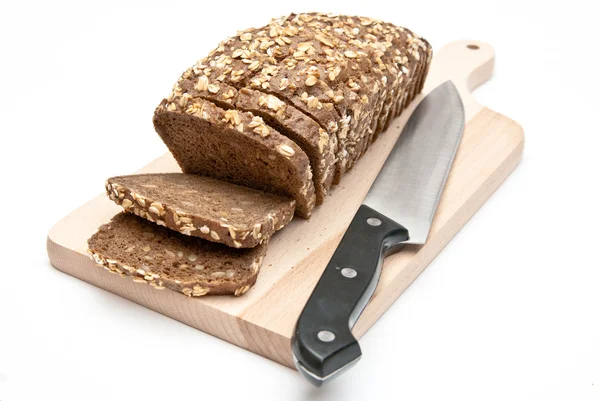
[292,204,409,381]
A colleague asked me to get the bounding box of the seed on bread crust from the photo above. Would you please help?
[149,202,165,216]
[234,285,250,296]
[192,285,209,296]
[196,75,209,91]
[277,144,296,157]
[252,223,261,239]
[305,75,318,86]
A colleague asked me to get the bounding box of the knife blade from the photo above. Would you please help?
[291,81,465,386]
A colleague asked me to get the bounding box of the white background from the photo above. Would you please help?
[1,0,599,400]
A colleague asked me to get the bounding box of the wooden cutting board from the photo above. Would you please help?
[47,40,524,369]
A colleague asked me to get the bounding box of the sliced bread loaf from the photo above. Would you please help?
[153,97,316,218]
[87,213,266,296]
[105,173,295,248]
[154,13,431,213]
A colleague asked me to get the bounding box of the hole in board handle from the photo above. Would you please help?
[467,44,480,50]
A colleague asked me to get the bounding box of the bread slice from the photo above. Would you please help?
[251,63,348,182]
[233,88,336,203]
[153,98,316,218]
[105,173,295,248]
[87,213,267,296]
[174,77,336,205]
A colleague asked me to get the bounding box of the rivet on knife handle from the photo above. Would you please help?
[291,205,409,386]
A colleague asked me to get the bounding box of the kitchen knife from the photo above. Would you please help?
[291,81,465,386]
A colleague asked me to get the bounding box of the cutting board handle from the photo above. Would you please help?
[426,40,495,118]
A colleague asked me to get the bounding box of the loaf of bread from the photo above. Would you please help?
[88,213,266,296]
[154,13,432,216]
[105,173,295,248]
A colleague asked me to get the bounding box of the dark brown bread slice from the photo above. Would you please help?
[253,60,352,181]
[173,77,336,205]
[250,73,346,184]
[88,213,266,296]
[153,97,316,218]
[105,173,295,248]
[234,88,336,203]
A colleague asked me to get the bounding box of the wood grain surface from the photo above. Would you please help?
[47,40,524,368]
